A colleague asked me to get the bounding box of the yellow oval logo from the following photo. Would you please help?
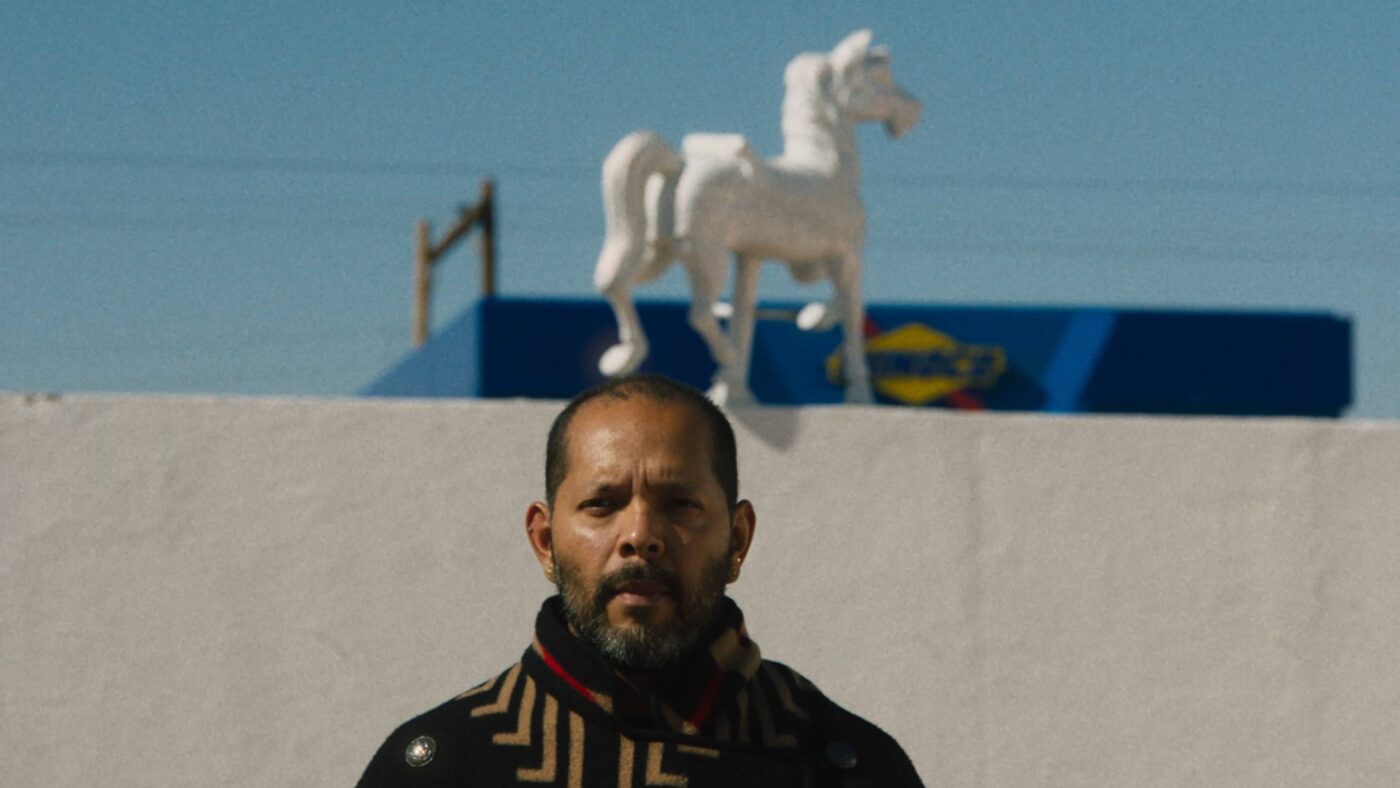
[827,323,1007,405]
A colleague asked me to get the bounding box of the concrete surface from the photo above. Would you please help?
[3,394,1398,785]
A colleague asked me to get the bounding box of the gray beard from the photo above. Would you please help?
[554,554,730,670]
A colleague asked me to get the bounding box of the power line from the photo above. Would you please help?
[0,150,593,180]
[6,148,1397,198]
[0,212,405,232]
[869,172,1400,200]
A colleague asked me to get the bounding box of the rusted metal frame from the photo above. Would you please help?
[412,179,496,346]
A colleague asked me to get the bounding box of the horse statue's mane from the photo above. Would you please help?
[592,30,921,405]
[778,53,850,173]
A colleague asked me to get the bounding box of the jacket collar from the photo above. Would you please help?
[530,595,762,733]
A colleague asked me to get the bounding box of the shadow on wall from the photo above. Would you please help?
[727,404,803,451]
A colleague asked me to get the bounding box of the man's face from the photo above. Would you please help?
[527,397,754,670]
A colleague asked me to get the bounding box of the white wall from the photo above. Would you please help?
[3,394,1398,786]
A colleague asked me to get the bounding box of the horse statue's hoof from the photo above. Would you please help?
[844,380,875,405]
[796,301,840,332]
[599,342,646,377]
[707,379,756,407]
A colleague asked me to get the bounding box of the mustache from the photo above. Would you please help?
[598,562,683,599]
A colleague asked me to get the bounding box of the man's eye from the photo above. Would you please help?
[581,498,613,511]
[672,498,703,510]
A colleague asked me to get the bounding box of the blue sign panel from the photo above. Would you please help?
[364,297,1352,417]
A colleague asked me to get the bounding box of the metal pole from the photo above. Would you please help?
[413,219,432,346]
[478,179,495,298]
[411,179,495,345]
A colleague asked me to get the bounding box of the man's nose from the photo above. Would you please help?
[618,500,664,560]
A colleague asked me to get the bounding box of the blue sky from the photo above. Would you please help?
[2,2,1396,416]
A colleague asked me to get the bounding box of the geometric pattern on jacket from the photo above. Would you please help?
[357,597,922,787]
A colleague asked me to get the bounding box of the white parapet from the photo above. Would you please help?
[2,393,1399,785]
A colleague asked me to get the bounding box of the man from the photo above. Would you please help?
[358,374,922,787]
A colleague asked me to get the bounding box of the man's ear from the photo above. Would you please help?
[730,500,757,562]
[525,501,554,579]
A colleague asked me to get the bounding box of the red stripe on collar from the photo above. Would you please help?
[537,642,600,707]
[686,666,725,729]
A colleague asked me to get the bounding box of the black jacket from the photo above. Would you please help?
[357,598,922,787]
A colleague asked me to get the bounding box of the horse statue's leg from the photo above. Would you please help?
[710,254,761,406]
[593,131,682,377]
[831,252,874,403]
[680,240,742,404]
[595,229,651,376]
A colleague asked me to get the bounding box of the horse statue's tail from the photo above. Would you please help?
[594,131,682,377]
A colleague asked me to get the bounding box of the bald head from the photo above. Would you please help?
[544,374,738,511]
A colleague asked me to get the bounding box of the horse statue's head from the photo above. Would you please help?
[785,30,922,141]
[830,29,922,138]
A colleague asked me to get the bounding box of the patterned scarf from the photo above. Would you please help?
[529,595,764,736]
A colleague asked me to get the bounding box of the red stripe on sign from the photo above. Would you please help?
[945,390,985,410]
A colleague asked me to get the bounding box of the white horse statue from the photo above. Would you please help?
[592,29,921,405]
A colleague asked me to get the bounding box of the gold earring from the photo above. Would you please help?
[727,556,743,583]
[544,563,556,583]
